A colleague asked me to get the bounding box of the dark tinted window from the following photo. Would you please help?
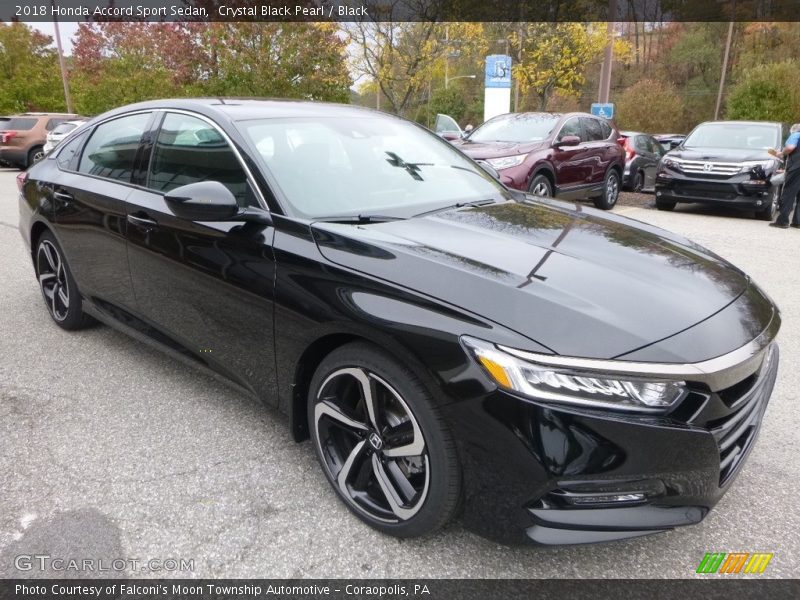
[56,131,87,170]
[635,135,649,153]
[581,117,604,141]
[149,112,253,207]
[6,118,36,130]
[78,112,150,182]
[558,117,582,141]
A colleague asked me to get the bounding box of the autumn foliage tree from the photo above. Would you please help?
[616,79,686,133]
[0,23,64,113]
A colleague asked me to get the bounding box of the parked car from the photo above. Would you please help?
[451,112,626,210]
[0,116,10,129]
[654,134,685,153]
[0,112,82,169]
[43,119,87,154]
[19,99,780,545]
[618,131,666,192]
[655,120,785,220]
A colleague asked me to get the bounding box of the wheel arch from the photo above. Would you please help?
[29,220,52,264]
[528,164,556,191]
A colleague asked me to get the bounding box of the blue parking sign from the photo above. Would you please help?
[485,55,512,89]
[591,103,614,119]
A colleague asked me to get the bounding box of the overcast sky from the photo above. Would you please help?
[33,22,80,54]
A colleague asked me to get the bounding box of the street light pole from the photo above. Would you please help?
[445,74,476,90]
[597,0,617,104]
[52,1,74,114]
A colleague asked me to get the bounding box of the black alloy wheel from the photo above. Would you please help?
[632,170,644,193]
[35,232,93,330]
[755,186,780,221]
[308,343,461,537]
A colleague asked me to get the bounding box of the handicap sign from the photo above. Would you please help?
[485,55,512,89]
[591,103,614,119]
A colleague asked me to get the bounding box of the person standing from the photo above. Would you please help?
[769,123,800,228]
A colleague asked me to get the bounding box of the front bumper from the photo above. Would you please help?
[655,170,780,208]
[443,341,779,545]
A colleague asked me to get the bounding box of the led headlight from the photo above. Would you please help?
[486,154,527,170]
[739,159,776,174]
[462,337,687,413]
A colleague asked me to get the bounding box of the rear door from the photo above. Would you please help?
[124,111,278,401]
[580,116,616,185]
[51,111,154,313]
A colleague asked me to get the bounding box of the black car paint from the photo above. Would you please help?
[18,99,780,545]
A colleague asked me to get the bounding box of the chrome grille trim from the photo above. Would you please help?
[675,160,741,176]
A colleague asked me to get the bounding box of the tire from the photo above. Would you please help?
[592,168,621,210]
[528,173,553,197]
[307,342,461,538]
[655,198,677,211]
[27,146,45,168]
[34,231,94,330]
[755,186,780,221]
[632,170,644,193]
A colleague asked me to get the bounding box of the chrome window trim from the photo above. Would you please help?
[497,311,780,392]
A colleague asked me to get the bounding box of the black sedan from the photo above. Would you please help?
[18,99,780,545]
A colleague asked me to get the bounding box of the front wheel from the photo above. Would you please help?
[528,173,553,197]
[593,169,620,210]
[632,170,644,193]
[308,342,461,538]
[755,187,780,221]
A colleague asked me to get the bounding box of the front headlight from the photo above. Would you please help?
[462,337,687,413]
[662,157,682,171]
[739,159,777,174]
[486,154,527,170]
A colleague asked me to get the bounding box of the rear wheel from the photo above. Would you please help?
[27,146,45,168]
[35,231,94,330]
[655,198,677,211]
[592,169,620,210]
[755,186,779,221]
[632,171,644,193]
[308,342,461,538]
[528,173,553,197]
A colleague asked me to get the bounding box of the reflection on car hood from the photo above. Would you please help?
[453,140,545,159]
[312,200,750,359]
[668,147,774,162]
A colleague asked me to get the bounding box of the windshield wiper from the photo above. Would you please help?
[313,214,405,224]
[412,198,503,218]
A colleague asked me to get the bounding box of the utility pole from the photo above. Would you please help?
[597,0,617,104]
[52,1,74,114]
[714,22,734,120]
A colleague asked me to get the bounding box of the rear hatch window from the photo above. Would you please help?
[6,118,37,131]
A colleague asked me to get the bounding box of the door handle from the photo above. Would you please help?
[53,190,73,203]
[127,213,158,231]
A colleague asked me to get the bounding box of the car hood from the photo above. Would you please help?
[453,140,545,159]
[668,147,773,162]
[311,200,751,359]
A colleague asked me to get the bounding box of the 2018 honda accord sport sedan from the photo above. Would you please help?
[18,99,780,545]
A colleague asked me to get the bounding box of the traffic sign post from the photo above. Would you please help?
[591,103,615,119]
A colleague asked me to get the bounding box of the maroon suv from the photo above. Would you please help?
[452,112,626,209]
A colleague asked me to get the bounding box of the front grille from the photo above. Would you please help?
[674,185,738,200]
[677,160,741,176]
[707,344,778,486]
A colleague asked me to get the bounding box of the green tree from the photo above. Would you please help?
[726,61,800,123]
[0,23,63,113]
[616,79,686,133]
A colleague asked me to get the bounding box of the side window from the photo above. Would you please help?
[149,112,254,207]
[558,117,582,141]
[78,113,151,182]
[55,131,88,170]
[599,120,612,139]
[635,135,649,153]
[581,117,604,142]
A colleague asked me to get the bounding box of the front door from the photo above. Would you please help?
[125,111,278,401]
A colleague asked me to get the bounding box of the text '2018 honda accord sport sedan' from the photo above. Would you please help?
[18,99,780,545]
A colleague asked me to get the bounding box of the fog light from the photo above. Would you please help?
[656,191,661,197]
[567,493,646,506]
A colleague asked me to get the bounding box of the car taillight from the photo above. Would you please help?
[1,131,17,144]
[16,172,27,191]
[624,138,636,160]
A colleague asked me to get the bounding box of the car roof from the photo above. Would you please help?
[93,98,390,123]
[11,112,81,118]
[696,120,781,127]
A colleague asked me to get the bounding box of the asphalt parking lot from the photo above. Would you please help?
[1,167,798,578]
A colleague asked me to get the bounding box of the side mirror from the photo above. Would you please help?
[556,135,581,147]
[164,181,271,225]
[440,131,461,141]
[476,160,501,181]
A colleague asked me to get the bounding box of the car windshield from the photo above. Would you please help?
[52,122,79,135]
[683,123,780,150]
[6,117,36,131]
[468,113,560,143]
[241,116,507,219]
